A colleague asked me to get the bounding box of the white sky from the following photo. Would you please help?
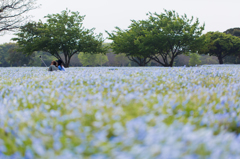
[1,0,240,44]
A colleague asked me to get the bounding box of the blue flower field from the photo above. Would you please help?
[0,67,240,158]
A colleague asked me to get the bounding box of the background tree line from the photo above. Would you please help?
[1,5,240,67]
[0,42,229,67]
[107,10,240,67]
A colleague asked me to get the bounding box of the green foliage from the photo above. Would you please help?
[173,54,219,66]
[31,51,57,66]
[188,53,201,66]
[0,43,15,66]
[199,32,240,64]
[0,43,31,66]
[224,28,240,61]
[107,9,204,67]
[106,21,152,66]
[78,53,108,66]
[12,9,105,67]
[145,10,205,67]
[200,55,218,65]
[114,53,130,66]
[0,43,57,67]
[224,28,240,37]
[223,55,240,64]
[95,54,109,66]
[6,46,34,66]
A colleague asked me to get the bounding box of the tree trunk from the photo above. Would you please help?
[151,55,173,67]
[100,54,102,67]
[218,56,224,64]
[169,58,174,67]
[63,54,71,68]
[67,59,71,67]
[163,65,172,67]
[128,56,148,66]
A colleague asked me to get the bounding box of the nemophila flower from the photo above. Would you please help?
[50,110,60,117]
[0,140,6,153]
[32,138,46,156]
[90,154,108,159]
[24,148,34,159]
[66,121,81,130]
[53,140,62,151]
[1,67,240,157]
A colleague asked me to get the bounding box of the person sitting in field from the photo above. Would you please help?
[57,59,66,71]
[48,61,58,71]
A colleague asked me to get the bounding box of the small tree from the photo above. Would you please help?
[200,55,218,65]
[31,51,57,66]
[0,0,38,34]
[199,32,240,64]
[12,9,104,67]
[114,53,130,66]
[0,43,16,66]
[95,53,109,66]
[6,47,34,66]
[78,52,108,66]
[188,52,201,66]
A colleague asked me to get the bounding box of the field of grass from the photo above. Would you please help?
[0,67,240,158]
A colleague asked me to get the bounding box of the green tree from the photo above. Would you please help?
[78,53,108,66]
[200,55,218,65]
[95,53,109,66]
[106,21,152,66]
[224,28,240,63]
[0,43,51,67]
[114,53,130,66]
[78,53,95,66]
[107,10,204,67]
[30,51,57,66]
[0,43,45,67]
[6,47,34,66]
[12,9,104,67]
[143,10,204,67]
[224,28,240,37]
[0,43,18,67]
[174,55,190,66]
[188,52,201,66]
[199,32,240,64]
[223,55,240,64]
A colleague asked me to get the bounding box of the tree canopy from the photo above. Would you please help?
[107,10,204,67]
[144,10,204,67]
[78,52,108,66]
[0,43,15,66]
[199,32,240,64]
[106,21,152,66]
[6,46,34,66]
[12,9,105,67]
[0,43,54,67]
[0,0,38,34]
[224,28,240,37]
[114,53,130,66]
[224,28,240,61]
[188,53,201,66]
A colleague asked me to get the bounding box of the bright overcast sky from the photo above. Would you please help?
[1,0,240,44]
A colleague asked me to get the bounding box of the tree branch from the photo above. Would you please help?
[0,0,38,33]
